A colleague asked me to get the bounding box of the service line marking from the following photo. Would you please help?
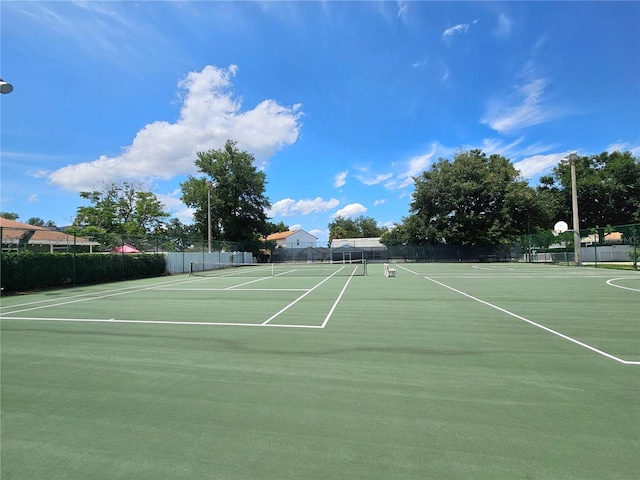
[262,266,346,325]
[321,266,358,328]
[155,287,309,292]
[398,265,639,366]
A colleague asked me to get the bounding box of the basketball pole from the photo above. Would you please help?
[566,153,581,267]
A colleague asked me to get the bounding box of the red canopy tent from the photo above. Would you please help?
[111,244,140,253]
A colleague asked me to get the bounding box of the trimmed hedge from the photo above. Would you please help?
[1,252,166,292]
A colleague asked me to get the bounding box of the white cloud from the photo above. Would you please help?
[308,228,325,239]
[354,170,393,186]
[389,143,439,189]
[606,142,640,155]
[333,203,367,218]
[373,199,386,206]
[493,13,512,38]
[380,220,395,229]
[156,190,194,224]
[481,78,557,133]
[29,169,50,179]
[268,197,340,217]
[397,0,408,19]
[333,170,348,188]
[443,19,477,37]
[411,56,428,69]
[47,65,303,191]
[513,152,568,179]
[443,23,470,37]
[441,64,450,82]
[480,137,525,156]
[289,223,303,231]
[27,194,38,203]
[479,137,559,159]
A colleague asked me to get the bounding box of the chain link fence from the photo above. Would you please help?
[523,222,639,269]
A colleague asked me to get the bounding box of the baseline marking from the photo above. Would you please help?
[0,316,322,329]
[398,265,639,365]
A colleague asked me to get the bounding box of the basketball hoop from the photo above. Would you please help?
[553,221,569,236]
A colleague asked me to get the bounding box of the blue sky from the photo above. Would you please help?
[1,1,639,243]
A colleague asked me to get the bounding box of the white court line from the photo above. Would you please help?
[1,268,356,330]
[321,266,357,328]
[398,265,639,366]
[262,267,346,325]
[0,276,210,311]
[410,274,628,279]
[1,271,310,316]
[0,316,323,329]
[223,270,298,290]
[607,277,640,292]
[224,275,275,290]
[0,275,218,316]
[155,287,309,292]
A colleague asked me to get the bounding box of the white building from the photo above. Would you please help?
[330,237,384,249]
[266,230,317,248]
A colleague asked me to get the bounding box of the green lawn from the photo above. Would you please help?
[2,263,639,479]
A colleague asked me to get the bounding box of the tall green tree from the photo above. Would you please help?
[0,212,20,220]
[180,140,271,252]
[74,180,169,236]
[265,221,290,235]
[380,222,409,246]
[328,215,387,243]
[27,217,57,228]
[401,150,548,245]
[163,218,198,251]
[537,151,640,227]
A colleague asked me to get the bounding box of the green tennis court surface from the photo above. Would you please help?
[2,263,639,479]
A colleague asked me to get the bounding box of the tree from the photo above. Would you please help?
[328,216,387,243]
[265,221,290,235]
[162,218,198,251]
[0,212,19,220]
[27,217,57,228]
[380,223,409,246]
[537,151,640,228]
[74,180,169,236]
[180,140,271,252]
[27,217,45,226]
[404,150,548,245]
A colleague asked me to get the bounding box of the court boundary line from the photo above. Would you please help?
[321,265,357,328]
[0,275,214,314]
[0,316,323,329]
[607,277,640,292]
[154,287,309,292]
[399,265,640,365]
[262,266,348,325]
[1,267,357,330]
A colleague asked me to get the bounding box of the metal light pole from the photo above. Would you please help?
[565,152,581,266]
[207,183,212,253]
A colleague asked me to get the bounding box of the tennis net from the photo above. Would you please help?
[189,259,367,277]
